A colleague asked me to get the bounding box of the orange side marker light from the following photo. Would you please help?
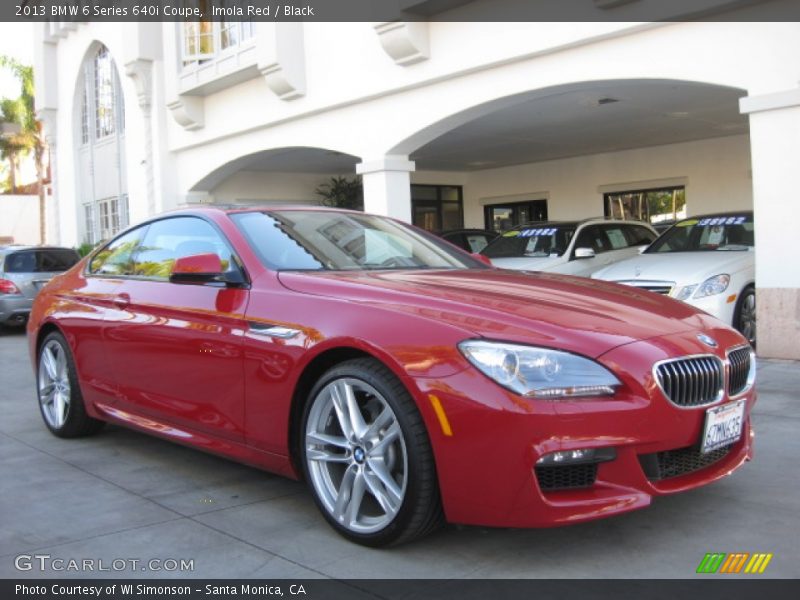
[428,394,453,437]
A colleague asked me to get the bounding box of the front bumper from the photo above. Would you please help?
[412,326,755,528]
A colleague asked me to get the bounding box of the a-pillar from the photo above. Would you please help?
[356,156,415,223]
[740,87,800,359]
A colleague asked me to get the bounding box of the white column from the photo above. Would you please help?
[356,156,415,223]
[740,88,800,360]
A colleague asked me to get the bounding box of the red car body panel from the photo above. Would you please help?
[27,206,755,528]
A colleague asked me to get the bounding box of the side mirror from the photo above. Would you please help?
[472,253,493,266]
[169,253,224,284]
[574,247,596,259]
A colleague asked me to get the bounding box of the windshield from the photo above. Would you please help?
[482,225,576,259]
[232,210,484,271]
[646,214,753,253]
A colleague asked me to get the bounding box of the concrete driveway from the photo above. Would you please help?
[1,326,798,579]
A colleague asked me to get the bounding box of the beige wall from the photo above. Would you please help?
[210,135,753,227]
[210,171,333,204]
[456,135,753,228]
[0,195,40,245]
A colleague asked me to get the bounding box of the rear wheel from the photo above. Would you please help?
[733,287,756,346]
[37,331,105,438]
[300,358,442,546]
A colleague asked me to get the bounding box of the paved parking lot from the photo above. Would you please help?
[1,326,798,579]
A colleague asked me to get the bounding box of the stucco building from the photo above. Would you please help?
[32,7,800,358]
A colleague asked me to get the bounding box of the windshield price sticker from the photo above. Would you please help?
[519,228,557,238]
[698,216,747,227]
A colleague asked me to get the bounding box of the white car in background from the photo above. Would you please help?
[481,218,658,277]
[592,211,755,344]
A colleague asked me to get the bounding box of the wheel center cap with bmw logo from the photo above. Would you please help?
[697,333,718,348]
[353,447,366,463]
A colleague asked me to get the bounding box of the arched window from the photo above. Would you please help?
[80,45,125,144]
[75,44,128,244]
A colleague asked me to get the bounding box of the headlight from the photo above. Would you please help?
[674,284,697,301]
[458,340,621,399]
[674,274,730,301]
[694,274,730,299]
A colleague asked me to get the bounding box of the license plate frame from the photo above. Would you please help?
[701,399,746,454]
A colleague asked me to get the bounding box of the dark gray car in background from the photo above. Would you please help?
[0,246,80,327]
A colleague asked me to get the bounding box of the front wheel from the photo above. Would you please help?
[300,358,442,546]
[733,287,756,346]
[37,331,105,438]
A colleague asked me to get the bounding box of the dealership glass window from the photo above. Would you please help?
[411,185,463,232]
[603,186,686,226]
[484,200,548,232]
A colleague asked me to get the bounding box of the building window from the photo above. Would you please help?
[80,45,124,145]
[84,195,129,244]
[411,185,463,232]
[603,186,686,226]
[484,200,548,232]
[94,46,117,139]
[80,86,89,144]
[182,3,256,66]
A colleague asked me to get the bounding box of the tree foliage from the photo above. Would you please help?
[1,57,42,192]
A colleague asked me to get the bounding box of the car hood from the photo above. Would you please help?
[591,251,754,284]
[277,269,714,358]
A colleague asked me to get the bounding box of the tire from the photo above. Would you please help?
[300,358,443,546]
[37,331,105,438]
[733,287,756,346]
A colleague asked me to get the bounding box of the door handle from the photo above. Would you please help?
[113,293,130,309]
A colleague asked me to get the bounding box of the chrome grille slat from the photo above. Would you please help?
[655,355,724,408]
[728,346,752,396]
[616,281,675,295]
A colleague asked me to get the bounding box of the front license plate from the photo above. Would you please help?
[701,399,746,454]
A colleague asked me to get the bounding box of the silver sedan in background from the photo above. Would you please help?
[0,246,80,328]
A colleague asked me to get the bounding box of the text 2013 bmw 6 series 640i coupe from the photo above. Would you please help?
[28,206,755,546]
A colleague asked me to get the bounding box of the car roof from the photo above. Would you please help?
[679,210,753,220]
[0,245,78,256]
[513,218,653,229]
[440,228,497,235]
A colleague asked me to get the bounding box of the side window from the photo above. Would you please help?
[573,225,609,256]
[624,225,657,247]
[88,226,147,276]
[132,217,241,281]
[603,226,629,250]
[465,234,490,253]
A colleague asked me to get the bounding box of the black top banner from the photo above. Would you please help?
[4,0,800,22]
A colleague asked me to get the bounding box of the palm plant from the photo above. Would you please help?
[315,175,364,211]
[1,56,46,242]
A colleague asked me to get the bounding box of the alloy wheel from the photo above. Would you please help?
[304,377,408,534]
[38,339,71,429]
[738,291,756,345]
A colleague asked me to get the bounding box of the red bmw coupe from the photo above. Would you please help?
[28,206,755,546]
